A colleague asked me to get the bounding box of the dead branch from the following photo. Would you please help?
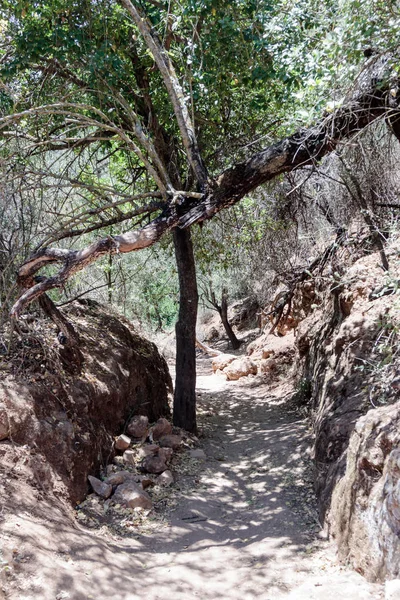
[195,339,222,357]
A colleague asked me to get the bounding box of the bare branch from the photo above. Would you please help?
[0,102,169,196]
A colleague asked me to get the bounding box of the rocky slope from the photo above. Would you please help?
[293,239,400,581]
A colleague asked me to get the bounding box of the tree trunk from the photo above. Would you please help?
[219,290,241,350]
[173,227,198,434]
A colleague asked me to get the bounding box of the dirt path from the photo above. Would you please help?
[2,359,384,599]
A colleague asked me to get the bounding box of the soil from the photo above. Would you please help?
[1,357,384,599]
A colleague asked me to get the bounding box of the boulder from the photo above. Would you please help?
[141,478,154,490]
[137,444,159,459]
[0,404,9,440]
[126,415,149,440]
[105,470,132,486]
[328,403,400,581]
[157,470,174,486]
[159,434,182,450]
[113,481,152,510]
[88,475,112,499]
[115,434,131,451]
[151,417,172,441]
[122,449,136,466]
[224,357,257,381]
[158,447,173,463]
[260,358,277,374]
[212,354,236,373]
[141,455,167,474]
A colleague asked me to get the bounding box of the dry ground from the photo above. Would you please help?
[0,357,384,599]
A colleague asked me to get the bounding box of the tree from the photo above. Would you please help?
[201,282,241,350]
[0,0,399,432]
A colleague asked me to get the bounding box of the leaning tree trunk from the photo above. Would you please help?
[219,289,241,350]
[173,227,198,434]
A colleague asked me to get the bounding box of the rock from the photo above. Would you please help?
[158,447,173,463]
[122,449,136,466]
[113,456,125,466]
[115,434,131,451]
[211,354,236,373]
[141,454,167,474]
[205,326,220,342]
[126,415,149,440]
[224,357,257,381]
[327,396,400,580]
[0,404,9,440]
[113,481,152,510]
[105,470,132,486]
[189,449,206,460]
[151,417,172,441]
[260,358,277,374]
[159,434,182,450]
[157,470,174,486]
[137,444,159,459]
[87,475,112,499]
[261,348,275,359]
[386,580,400,600]
[141,478,154,490]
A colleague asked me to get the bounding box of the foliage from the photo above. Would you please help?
[0,0,399,329]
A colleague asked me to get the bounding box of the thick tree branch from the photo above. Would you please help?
[10,56,400,318]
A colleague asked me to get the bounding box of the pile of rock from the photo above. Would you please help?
[212,354,258,381]
[86,416,184,511]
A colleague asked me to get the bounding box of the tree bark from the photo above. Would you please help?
[220,290,241,350]
[173,227,198,434]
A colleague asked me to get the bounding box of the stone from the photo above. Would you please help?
[115,434,131,451]
[151,417,173,441]
[122,449,136,466]
[88,475,112,499]
[224,357,257,381]
[386,580,400,600]
[211,354,236,373]
[158,447,173,463]
[141,478,154,490]
[113,481,152,510]
[127,415,149,440]
[137,444,159,459]
[113,456,125,466]
[189,449,206,460]
[159,434,182,450]
[157,470,174,486]
[105,470,132,486]
[261,347,275,360]
[260,358,277,374]
[141,455,167,474]
[0,404,9,440]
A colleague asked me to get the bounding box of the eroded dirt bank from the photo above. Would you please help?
[1,358,383,600]
[0,301,172,506]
